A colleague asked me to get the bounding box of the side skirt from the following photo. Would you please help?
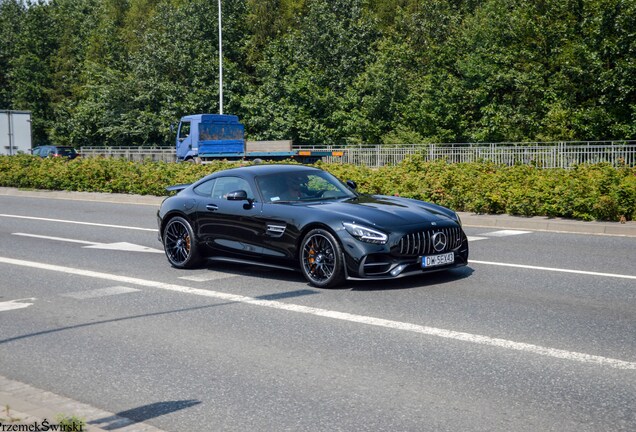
[207,256,298,273]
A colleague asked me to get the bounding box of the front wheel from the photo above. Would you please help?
[300,229,345,288]
[163,216,201,268]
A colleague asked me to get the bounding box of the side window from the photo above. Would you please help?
[193,179,216,197]
[211,176,253,199]
[178,122,191,141]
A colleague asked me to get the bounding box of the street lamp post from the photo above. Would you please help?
[218,0,223,115]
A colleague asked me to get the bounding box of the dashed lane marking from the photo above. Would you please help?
[12,233,163,253]
[0,214,157,232]
[468,230,531,242]
[467,236,488,242]
[179,273,238,282]
[0,255,634,370]
[482,230,533,237]
[0,298,36,312]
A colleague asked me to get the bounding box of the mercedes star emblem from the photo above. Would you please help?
[432,232,447,252]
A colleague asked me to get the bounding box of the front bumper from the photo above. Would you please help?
[338,224,469,280]
[344,243,469,280]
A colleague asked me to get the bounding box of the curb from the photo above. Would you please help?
[0,187,163,206]
[0,375,166,432]
[1,187,635,237]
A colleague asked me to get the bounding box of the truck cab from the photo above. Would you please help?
[176,114,245,162]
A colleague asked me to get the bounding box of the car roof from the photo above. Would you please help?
[216,164,322,177]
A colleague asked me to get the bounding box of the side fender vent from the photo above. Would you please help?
[266,224,286,237]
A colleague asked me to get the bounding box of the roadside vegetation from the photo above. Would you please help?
[1,0,634,147]
[1,155,634,222]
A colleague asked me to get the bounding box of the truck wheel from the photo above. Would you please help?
[300,229,345,288]
[163,216,201,268]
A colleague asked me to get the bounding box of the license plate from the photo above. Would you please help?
[421,252,455,268]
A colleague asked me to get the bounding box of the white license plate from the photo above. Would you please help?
[421,252,455,268]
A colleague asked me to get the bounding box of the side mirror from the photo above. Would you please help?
[226,190,248,201]
[346,180,357,190]
[226,190,255,209]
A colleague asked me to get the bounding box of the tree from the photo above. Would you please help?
[0,0,25,108]
[9,0,57,145]
[244,0,379,145]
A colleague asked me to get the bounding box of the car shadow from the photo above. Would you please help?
[346,266,475,291]
[201,260,474,292]
[201,259,306,283]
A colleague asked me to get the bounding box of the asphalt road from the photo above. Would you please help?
[0,192,635,431]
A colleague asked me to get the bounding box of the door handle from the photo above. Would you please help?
[206,204,219,211]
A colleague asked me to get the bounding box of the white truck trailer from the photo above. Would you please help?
[0,110,32,155]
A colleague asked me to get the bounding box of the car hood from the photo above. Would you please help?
[306,195,458,228]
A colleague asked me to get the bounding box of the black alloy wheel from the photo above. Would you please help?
[300,229,345,288]
[163,216,201,268]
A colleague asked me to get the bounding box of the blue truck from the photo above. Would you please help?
[175,114,341,163]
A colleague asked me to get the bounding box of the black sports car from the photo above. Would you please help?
[157,164,469,288]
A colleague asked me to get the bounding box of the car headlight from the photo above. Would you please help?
[343,222,388,244]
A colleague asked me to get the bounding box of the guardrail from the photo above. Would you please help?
[80,140,636,168]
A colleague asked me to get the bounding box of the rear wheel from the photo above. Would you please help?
[300,229,345,288]
[163,216,201,268]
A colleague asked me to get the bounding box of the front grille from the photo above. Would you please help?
[398,226,463,256]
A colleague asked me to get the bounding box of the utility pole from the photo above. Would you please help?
[218,0,224,115]
[6,111,13,155]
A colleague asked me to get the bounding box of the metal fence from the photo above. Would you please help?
[80,141,636,168]
[80,146,177,162]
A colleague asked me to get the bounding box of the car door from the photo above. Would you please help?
[194,176,263,256]
[256,200,302,261]
[176,120,193,160]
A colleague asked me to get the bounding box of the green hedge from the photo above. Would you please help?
[1,155,634,222]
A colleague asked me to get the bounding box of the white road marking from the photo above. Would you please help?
[84,242,163,253]
[467,230,530,242]
[12,233,163,253]
[470,260,636,280]
[0,214,157,232]
[13,233,96,245]
[179,273,237,282]
[61,286,141,300]
[0,298,36,312]
[0,255,634,370]
[467,236,488,242]
[482,230,532,237]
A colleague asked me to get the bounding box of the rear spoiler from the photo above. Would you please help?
[165,184,190,193]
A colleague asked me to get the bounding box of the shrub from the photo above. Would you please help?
[0,155,633,221]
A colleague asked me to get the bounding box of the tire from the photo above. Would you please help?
[300,229,345,288]
[162,216,201,268]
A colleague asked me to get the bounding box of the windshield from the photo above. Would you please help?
[256,170,356,203]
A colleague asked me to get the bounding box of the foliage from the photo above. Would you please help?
[0,0,634,146]
[55,414,85,431]
[1,155,634,222]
